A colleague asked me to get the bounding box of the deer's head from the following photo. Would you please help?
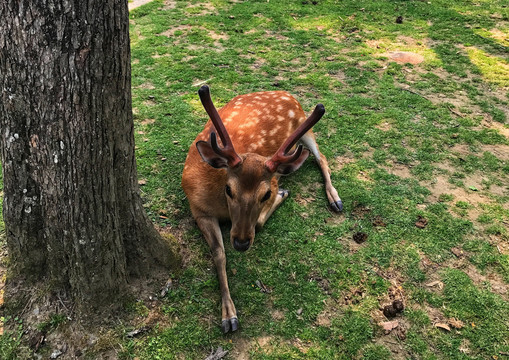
[195,86,324,252]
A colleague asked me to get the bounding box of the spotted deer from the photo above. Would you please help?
[181,86,342,333]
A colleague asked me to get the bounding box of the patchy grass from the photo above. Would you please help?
[2,0,509,358]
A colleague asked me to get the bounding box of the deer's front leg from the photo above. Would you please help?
[196,216,239,333]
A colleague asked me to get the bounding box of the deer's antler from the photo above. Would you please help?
[265,104,325,172]
[198,85,242,168]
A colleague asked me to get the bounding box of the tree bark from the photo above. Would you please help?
[0,0,179,310]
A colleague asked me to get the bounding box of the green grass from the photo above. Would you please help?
[2,0,509,358]
[127,0,508,359]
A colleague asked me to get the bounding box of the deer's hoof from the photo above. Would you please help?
[221,317,239,333]
[278,189,290,198]
[330,199,343,213]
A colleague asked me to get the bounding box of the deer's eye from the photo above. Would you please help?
[261,190,271,203]
[225,184,233,198]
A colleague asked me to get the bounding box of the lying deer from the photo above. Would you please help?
[181,86,342,333]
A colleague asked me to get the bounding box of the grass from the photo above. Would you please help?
[2,0,509,358]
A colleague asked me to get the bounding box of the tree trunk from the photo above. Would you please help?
[0,0,179,310]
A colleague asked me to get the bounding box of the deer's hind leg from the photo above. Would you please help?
[256,178,290,229]
[300,132,343,212]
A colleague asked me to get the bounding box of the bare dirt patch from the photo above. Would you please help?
[129,0,154,11]
[185,2,217,16]
[375,121,393,132]
[230,336,274,360]
[271,309,285,321]
[315,298,342,328]
[463,263,508,300]
[388,51,425,65]
[384,161,413,179]
[159,24,194,38]
[426,173,485,202]
[162,0,176,10]
[443,257,509,301]
[488,121,509,138]
[135,82,156,90]
[488,28,509,44]
[332,153,356,172]
[451,143,509,162]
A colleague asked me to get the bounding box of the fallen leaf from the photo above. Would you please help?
[138,179,147,186]
[435,323,451,331]
[127,326,150,338]
[205,346,228,360]
[380,320,399,333]
[426,280,444,290]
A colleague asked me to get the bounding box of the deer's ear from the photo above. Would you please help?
[196,141,229,168]
[275,149,310,175]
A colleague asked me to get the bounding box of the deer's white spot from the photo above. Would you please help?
[248,143,259,152]
[288,110,295,118]
[269,126,280,136]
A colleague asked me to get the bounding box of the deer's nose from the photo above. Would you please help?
[233,237,251,252]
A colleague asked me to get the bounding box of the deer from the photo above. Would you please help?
[181,85,343,333]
